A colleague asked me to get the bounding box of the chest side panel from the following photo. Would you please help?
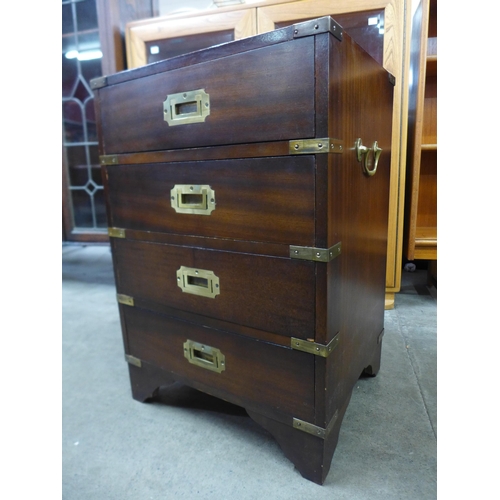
[321,32,394,423]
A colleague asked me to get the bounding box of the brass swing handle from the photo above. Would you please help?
[354,138,382,177]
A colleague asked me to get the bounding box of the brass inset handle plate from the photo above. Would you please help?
[183,340,226,373]
[354,138,382,177]
[163,89,210,126]
[170,184,216,215]
[176,266,220,299]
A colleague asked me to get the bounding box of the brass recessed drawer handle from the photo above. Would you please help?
[354,138,382,177]
[170,184,216,215]
[163,89,210,126]
[176,266,220,299]
[183,340,226,373]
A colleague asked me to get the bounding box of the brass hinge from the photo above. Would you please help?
[108,227,126,238]
[291,333,339,358]
[293,410,339,439]
[117,294,134,306]
[90,76,107,89]
[289,138,343,155]
[293,17,343,42]
[100,155,119,165]
[290,242,341,262]
[125,354,142,367]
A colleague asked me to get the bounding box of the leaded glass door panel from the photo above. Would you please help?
[62,0,107,240]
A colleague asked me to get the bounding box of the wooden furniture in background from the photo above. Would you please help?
[126,6,257,68]
[404,0,437,261]
[125,0,411,309]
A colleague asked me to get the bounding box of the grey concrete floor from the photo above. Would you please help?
[62,243,436,499]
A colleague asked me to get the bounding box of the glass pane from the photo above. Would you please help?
[62,4,74,35]
[75,0,98,32]
[66,146,89,185]
[62,56,78,98]
[80,58,102,87]
[84,99,97,142]
[90,165,102,186]
[94,189,108,227]
[63,100,84,143]
[71,190,93,227]
[89,146,100,174]
[334,10,385,66]
[146,30,234,64]
[276,10,385,66]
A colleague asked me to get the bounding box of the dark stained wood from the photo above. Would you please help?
[362,335,383,376]
[116,229,291,259]
[112,238,316,340]
[106,156,316,246]
[145,30,234,64]
[105,23,296,85]
[246,393,351,485]
[95,17,394,485]
[124,305,315,421]
[312,28,393,429]
[130,295,293,348]
[127,363,173,402]
[98,36,315,153]
[100,140,292,164]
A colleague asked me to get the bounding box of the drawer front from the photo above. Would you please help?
[113,238,316,339]
[123,305,315,421]
[106,156,315,246]
[98,37,315,153]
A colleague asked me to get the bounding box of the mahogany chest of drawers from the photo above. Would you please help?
[92,16,394,485]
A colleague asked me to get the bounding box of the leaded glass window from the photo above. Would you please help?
[62,0,106,231]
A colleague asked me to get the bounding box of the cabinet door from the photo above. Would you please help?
[405,0,437,261]
[257,0,410,307]
[126,8,257,69]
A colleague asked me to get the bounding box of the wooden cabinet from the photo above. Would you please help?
[94,19,394,483]
[125,7,257,68]
[405,0,437,260]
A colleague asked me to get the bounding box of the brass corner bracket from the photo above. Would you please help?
[90,76,107,89]
[117,294,134,306]
[291,333,339,358]
[289,138,343,155]
[293,17,343,42]
[293,410,339,439]
[125,354,142,368]
[100,155,119,165]
[290,242,341,263]
[108,227,126,238]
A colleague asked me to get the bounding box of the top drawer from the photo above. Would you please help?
[96,37,315,154]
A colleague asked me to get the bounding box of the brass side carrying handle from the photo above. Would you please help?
[176,266,220,299]
[163,89,210,126]
[183,340,226,373]
[354,138,382,177]
[170,184,216,215]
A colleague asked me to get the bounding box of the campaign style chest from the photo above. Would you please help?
[92,16,394,485]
